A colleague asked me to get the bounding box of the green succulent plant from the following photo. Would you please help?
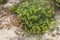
[10,0,54,35]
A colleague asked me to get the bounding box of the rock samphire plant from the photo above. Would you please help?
[10,0,54,35]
